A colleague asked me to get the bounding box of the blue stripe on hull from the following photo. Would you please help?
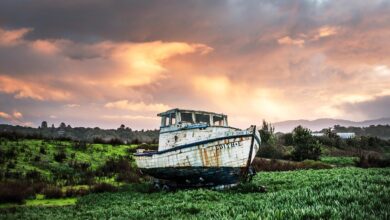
[140,166,243,187]
[135,133,260,157]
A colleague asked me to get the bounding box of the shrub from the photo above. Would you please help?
[7,161,16,169]
[91,183,117,193]
[108,138,124,146]
[251,157,331,172]
[116,170,141,183]
[25,170,41,180]
[39,146,46,154]
[42,186,63,198]
[256,145,284,159]
[65,188,90,197]
[73,141,87,150]
[0,181,35,204]
[54,151,67,163]
[34,155,41,162]
[291,126,322,161]
[355,154,390,168]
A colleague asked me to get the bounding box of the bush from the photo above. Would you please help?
[256,145,284,159]
[251,157,331,172]
[73,141,88,150]
[25,170,41,180]
[34,155,41,162]
[42,186,63,198]
[355,154,390,168]
[116,170,141,183]
[54,151,67,163]
[65,188,90,197]
[108,138,124,146]
[0,181,35,204]
[39,146,46,154]
[91,183,117,193]
[291,126,322,161]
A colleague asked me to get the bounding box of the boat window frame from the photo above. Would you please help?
[195,113,210,125]
[180,112,194,124]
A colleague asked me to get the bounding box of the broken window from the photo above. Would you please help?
[181,112,194,123]
[195,114,210,124]
[213,115,224,126]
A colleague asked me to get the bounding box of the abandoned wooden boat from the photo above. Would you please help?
[134,109,261,188]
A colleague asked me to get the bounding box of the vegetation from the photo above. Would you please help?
[0,123,159,144]
[0,138,142,204]
[320,156,358,167]
[292,126,322,161]
[1,168,389,219]
[0,122,389,218]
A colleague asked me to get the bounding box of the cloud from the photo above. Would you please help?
[277,36,305,46]
[104,100,170,112]
[0,27,31,46]
[0,75,71,101]
[101,115,156,120]
[0,110,31,126]
[0,26,212,102]
[0,112,11,120]
[0,1,390,128]
[65,104,80,108]
[338,95,390,119]
[313,26,338,40]
[13,111,23,119]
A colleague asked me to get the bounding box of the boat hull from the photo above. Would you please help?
[140,166,243,187]
[135,130,260,187]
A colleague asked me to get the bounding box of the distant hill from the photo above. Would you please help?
[273,117,390,133]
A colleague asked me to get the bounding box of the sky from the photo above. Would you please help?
[0,0,390,130]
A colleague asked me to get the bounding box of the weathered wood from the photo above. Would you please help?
[134,109,261,187]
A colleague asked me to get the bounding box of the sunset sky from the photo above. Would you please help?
[0,0,390,129]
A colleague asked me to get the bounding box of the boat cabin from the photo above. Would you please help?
[158,109,228,129]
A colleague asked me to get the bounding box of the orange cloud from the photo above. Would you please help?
[315,26,338,39]
[105,100,170,112]
[0,75,71,101]
[277,36,305,46]
[0,110,31,126]
[108,41,213,86]
[0,27,31,46]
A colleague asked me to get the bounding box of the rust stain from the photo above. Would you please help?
[203,149,210,166]
[215,147,221,167]
[199,148,205,166]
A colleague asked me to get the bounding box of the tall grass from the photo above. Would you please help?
[1,168,389,219]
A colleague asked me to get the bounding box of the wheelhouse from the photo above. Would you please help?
[158,109,228,128]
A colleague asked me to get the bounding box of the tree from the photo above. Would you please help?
[41,121,48,129]
[59,122,66,129]
[259,120,275,145]
[292,125,321,161]
[283,133,294,146]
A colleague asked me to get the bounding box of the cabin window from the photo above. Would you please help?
[169,113,176,125]
[161,116,168,127]
[213,115,224,126]
[195,114,210,124]
[181,112,194,123]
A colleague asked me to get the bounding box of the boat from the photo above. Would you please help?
[134,108,261,188]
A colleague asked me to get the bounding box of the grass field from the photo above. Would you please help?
[320,156,358,167]
[1,167,389,219]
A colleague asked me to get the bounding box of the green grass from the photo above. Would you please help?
[0,139,137,183]
[0,197,77,209]
[320,156,358,167]
[1,167,389,219]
